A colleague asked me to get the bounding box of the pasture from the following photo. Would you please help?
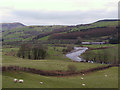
[2,44,119,88]
[81,44,118,64]
[2,67,118,88]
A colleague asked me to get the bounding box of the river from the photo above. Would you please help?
[66,47,88,62]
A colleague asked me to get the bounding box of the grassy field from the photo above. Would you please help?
[2,55,105,71]
[3,20,119,43]
[2,44,118,88]
[81,44,118,64]
[38,35,50,41]
[3,25,66,42]
[69,20,119,32]
[2,67,118,88]
[82,44,117,48]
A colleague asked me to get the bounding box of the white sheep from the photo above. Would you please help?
[19,79,24,83]
[82,83,85,86]
[91,61,94,63]
[81,77,84,80]
[40,82,43,84]
[82,74,85,76]
[13,78,18,83]
[105,74,108,77]
[88,61,91,63]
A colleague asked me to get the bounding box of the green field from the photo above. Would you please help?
[2,67,118,88]
[2,54,105,71]
[2,25,66,42]
[2,44,119,88]
[82,44,117,48]
[81,44,118,64]
[69,20,118,32]
[3,20,119,43]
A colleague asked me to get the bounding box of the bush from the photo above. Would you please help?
[67,65,77,72]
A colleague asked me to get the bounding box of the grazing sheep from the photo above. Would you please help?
[82,83,85,86]
[88,61,91,63]
[19,79,24,83]
[40,82,43,84]
[105,74,108,77]
[13,78,18,83]
[91,61,94,63]
[81,77,84,80]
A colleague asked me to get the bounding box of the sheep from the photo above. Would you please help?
[13,78,18,83]
[105,74,108,77]
[88,61,91,63]
[82,83,85,86]
[91,61,94,63]
[82,74,85,76]
[40,82,43,84]
[19,79,24,83]
[81,77,84,80]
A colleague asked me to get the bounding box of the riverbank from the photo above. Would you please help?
[81,44,118,64]
[66,47,88,62]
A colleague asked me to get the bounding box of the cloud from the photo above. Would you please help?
[0,0,118,25]
[6,9,117,25]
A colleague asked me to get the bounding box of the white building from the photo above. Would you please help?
[91,42,105,44]
[82,42,105,45]
[81,42,91,44]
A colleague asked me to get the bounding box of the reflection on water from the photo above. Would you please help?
[66,47,88,62]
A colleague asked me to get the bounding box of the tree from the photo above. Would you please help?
[75,37,82,44]
[17,44,47,60]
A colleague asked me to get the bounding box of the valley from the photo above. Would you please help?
[1,19,119,88]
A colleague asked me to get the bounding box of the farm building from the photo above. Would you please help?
[81,42,91,44]
[91,42,106,44]
[82,42,106,45]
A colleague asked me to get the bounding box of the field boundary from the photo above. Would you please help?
[2,64,118,77]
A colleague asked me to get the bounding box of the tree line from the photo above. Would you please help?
[17,44,47,60]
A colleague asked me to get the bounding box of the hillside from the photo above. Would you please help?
[1,22,25,31]
[2,19,119,44]
[2,25,67,43]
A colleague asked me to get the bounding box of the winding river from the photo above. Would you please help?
[66,47,88,62]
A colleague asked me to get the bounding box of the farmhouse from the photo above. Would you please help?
[91,42,105,44]
[82,42,105,45]
[81,42,91,44]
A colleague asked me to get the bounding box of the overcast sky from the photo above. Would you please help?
[0,0,119,25]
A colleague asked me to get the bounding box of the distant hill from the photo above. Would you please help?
[1,22,25,31]
[2,19,119,44]
[95,19,120,22]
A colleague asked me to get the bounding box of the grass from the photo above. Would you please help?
[81,44,118,64]
[46,46,69,60]
[38,35,50,41]
[2,55,105,71]
[2,67,118,88]
[69,21,119,32]
[3,20,119,43]
[2,44,118,88]
[82,44,117,48]
[2,46,106,71]
[3,25,66,42]
[3,46,68,61]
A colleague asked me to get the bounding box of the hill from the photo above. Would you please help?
[2,25,66,43]
[1,22,25,31]
[2,19,119,44]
